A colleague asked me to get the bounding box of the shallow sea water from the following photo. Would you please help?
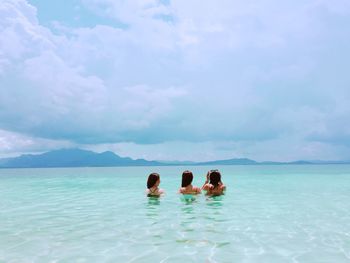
[0,165,350,263]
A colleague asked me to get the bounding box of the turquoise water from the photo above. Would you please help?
[0,165,350,262]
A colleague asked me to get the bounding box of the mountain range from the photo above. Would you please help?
[0,148,349,168]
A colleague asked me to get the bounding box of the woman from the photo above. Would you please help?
[202,170,226,196]
[179,170,201,194]
[146,172,164,197]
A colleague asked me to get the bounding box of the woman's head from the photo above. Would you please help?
[147,173,160,189]
[181,170,193,187]
[209,170,221,187]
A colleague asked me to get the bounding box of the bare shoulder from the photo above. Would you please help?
[202,183,211,191]
[194,186,201,193]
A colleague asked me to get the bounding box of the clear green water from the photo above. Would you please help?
[0,165,350,262]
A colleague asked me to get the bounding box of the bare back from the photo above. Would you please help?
[203,183,226,196]
[179,185,201,195]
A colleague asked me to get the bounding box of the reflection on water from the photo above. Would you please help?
[205,195,225,225]
[206,195,224,208]
[180,194,198,204]
[178,194,199,235]
[145,196,160,218]
[147,196,160,206]
[181,203,195,214]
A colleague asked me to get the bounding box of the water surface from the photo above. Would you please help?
[0,165,350,262]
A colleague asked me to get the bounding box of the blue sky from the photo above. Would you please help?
[0,0,350,161]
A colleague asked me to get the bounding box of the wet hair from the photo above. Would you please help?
[181,170,193,187]
[209,170,221,188]
[147,173,160,189]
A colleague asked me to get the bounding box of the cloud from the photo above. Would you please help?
[0,129,74,157]
[0,0,350,160]
[83,138,350,162]
[0,0,186,144]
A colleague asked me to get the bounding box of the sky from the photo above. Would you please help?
[0,0,350,161]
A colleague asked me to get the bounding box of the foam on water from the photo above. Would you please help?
[0,165,350,262]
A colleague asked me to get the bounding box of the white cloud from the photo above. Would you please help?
[0,0,187,144]
[0,129,74,158]
[0,0,54,60]
[83,138,350,162]
[0,0,350,160]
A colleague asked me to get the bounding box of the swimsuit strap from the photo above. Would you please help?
[149,187,158,193]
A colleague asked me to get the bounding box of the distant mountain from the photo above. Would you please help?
[0,149,162,168]
[158,160,197,165]
[0,149,349,168]
[260,160,313,165]
[197,158,258,165]
[304,160,350,164]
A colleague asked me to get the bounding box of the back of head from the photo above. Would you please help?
[181,170,193,187]
[147,173,160,189]
[209,170,221,187]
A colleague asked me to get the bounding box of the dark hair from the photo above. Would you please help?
[147,173,160,189]
[181,170,193,187]
[209,170,221,188]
